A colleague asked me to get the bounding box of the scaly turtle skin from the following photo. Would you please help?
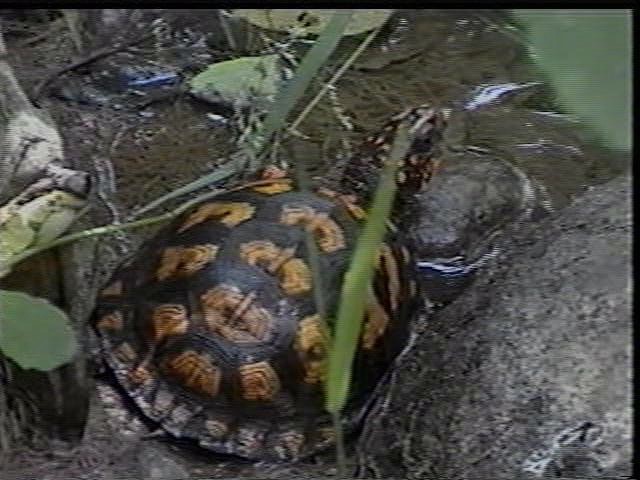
[93,106,446,461]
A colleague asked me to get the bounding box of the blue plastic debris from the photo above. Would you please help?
[127,72,180,88]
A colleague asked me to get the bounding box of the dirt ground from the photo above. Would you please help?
[0,9,629,480]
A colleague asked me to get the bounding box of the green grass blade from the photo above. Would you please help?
[3,187,234,274]
[257,11,354,153]
[130,162,238,218]
[325,124,412,414]
[288,24,382,133]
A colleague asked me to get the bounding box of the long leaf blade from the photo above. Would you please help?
[325,124,411,414]
[257,11,354,151]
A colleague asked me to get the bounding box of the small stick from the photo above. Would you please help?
[31,32,155,107]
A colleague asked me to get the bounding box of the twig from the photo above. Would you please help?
[4,177,289,273]
[31,31,155,107]
[287,25,381,134]
[15,19,65,47]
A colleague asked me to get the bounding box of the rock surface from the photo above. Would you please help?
[358,174,631,479]
[408,148,550,303]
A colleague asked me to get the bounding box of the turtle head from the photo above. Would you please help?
[386,104,448,191]
[340,105,448,204]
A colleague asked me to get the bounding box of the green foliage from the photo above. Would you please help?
[257,11,354,155]
[0,290,77,371]
[0,214,34,261]
[144,12,358,212]
[325,125,411,414]
[188,54,281,109]
[0,190,87,277]
[233,9,391,36]
[513,9,631,151]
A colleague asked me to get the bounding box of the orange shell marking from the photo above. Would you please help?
[294,314,329,384]
[239,240,312,295]
[239,240,293,271]
[361,293,390,350]
[156,244,219,281]
[200,285,272,343]
[128,365,153,385]
[238,361,281,401]
[96,311,124,331]
[278,258,312,296]
[149,304,189,343]
[280,205,346,253]
[163,350,221,397]
[316,187,367,220]
[376,244,401,312]
[252,181,293,195]
[179,202,255,232]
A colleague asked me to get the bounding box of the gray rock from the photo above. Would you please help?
[358,175,631,478]
[410,149,549,303]
[409,151,529,260]
[138,444,190,480]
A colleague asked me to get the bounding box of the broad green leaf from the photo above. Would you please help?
[0,290,77,371]
[0,190,86,277]
[0,213,35,258]
[513,10,631,151]
[233,9,392,36]
[188,54,281,108]
[36,207,85,246]
[19,190,86,245]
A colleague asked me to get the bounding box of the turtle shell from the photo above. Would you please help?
[93,178,418,461]
[93,105,446,461]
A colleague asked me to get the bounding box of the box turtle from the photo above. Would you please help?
[93,105,446,461]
